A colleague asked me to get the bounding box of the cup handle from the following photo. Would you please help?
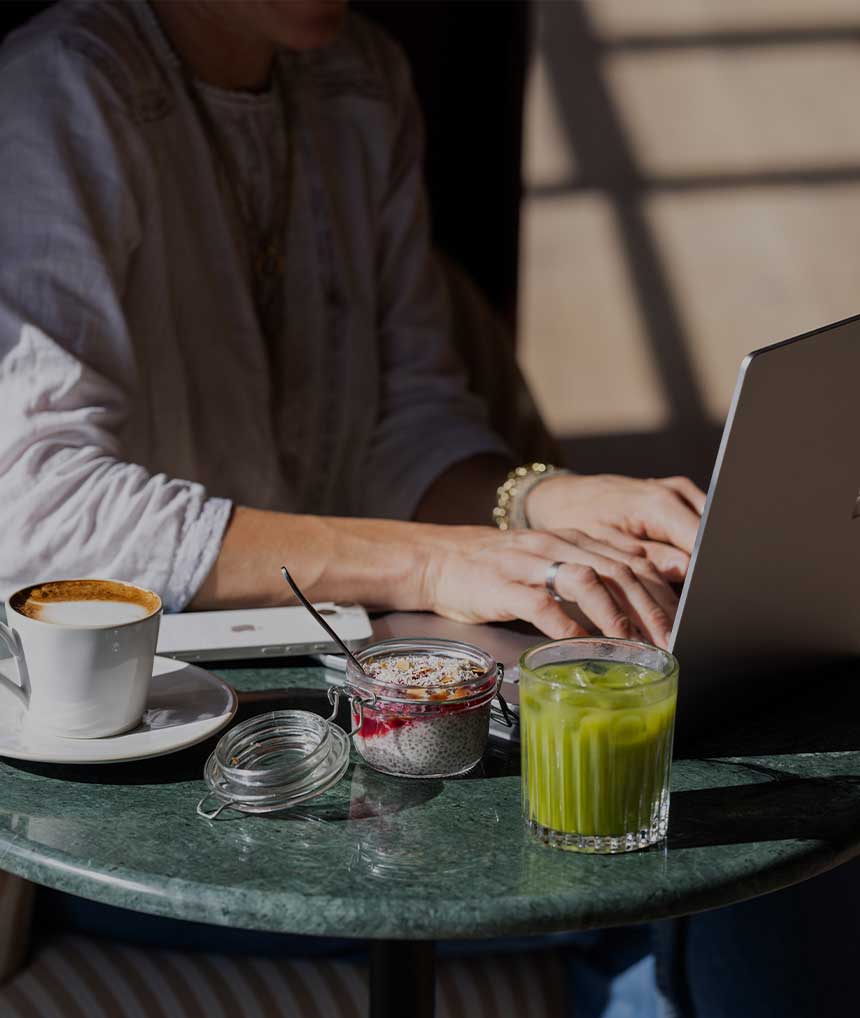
[0,622,29,708]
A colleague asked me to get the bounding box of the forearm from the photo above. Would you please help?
[191,506,445,611]
[412,454,513,526]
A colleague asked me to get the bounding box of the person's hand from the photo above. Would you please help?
[525,473,706,582]
[420,526,677,648]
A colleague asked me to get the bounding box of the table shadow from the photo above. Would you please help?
[668,772,860,850]
[459,737,521,778]
[3,687,352,787]
[674,664,860,760]
[6,689,447,821]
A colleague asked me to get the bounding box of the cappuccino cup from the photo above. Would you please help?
[0,579,162,738]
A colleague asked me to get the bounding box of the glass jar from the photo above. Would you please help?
[346,638,502,778]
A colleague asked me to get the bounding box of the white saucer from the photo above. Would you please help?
[0,656,237,765]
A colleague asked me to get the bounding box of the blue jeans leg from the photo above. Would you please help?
[652,856,860,1018]
[559,925,655,1018]
[651,918,695,1018]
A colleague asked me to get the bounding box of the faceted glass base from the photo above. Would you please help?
[526,814,668,854]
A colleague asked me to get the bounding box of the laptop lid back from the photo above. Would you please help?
[671,313,860,683]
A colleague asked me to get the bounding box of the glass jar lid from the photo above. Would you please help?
[197,691,356,818]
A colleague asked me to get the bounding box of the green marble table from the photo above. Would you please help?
[2,655,860,1015]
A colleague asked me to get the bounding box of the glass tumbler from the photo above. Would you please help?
[520,638,679,853]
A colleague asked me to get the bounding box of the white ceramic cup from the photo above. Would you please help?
[0,578,162,739]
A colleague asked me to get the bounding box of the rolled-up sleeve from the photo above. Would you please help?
[0,36,231,610]
[359,40,510,521]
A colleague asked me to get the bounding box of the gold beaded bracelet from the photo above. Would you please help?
[492,462,571,530]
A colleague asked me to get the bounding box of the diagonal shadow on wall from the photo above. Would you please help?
[534,5,860,487]
[539,1,721,485]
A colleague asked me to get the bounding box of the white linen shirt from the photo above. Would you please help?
[0,0,507,609]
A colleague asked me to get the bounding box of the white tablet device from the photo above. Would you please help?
[156,603,373,662]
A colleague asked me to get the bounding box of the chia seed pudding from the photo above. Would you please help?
[347,640,500,778]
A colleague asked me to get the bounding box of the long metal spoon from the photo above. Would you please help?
[280,566,370,677]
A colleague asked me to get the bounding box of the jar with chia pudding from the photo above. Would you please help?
[346,639,501,778]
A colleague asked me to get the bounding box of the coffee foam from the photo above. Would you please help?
[11,580,160,627]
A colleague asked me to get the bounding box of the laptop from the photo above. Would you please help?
[669,312,860,735]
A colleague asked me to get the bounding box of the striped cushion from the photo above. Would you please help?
[0,872,34,985]
[0,933,566,1017]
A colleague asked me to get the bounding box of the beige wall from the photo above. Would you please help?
[519,0,860,450]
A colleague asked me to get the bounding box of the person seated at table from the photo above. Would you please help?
[9,5,857,1018]
[0,0,704,654]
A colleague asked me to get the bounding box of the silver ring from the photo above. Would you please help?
[545,561,565,602]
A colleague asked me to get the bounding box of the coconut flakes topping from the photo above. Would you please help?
[363,654,483,690]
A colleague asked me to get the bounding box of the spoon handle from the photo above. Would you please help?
[280,566,368,676]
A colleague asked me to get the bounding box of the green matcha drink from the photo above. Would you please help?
[520,639,679,853]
